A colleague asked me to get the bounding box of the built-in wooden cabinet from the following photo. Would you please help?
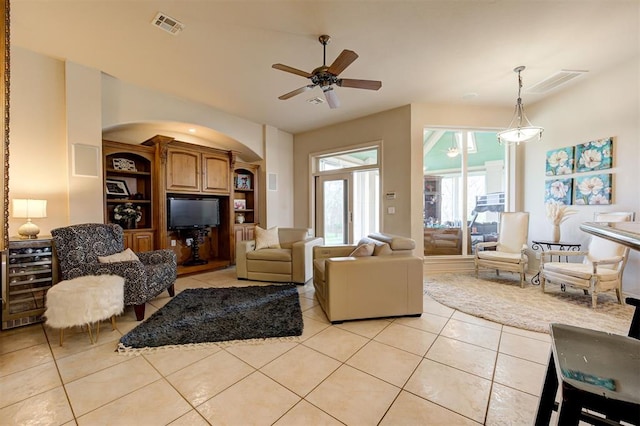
[103,140,156,250]
[124,231,154,253]
[165,146,231,194]
[105,136,258,274]
[231,163,259,264]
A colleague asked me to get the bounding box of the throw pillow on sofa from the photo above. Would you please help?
[255,226,281,250]
[357,237,392,256]
[349,242,375,257]
[98,248,140,263]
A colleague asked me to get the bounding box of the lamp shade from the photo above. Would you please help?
[12,199,47,219]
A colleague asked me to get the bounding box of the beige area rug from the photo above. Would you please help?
[424,273,635,335]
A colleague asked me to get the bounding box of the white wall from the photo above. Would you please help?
[10,47,295,238]
[264,126,294,228]
[293,104,514,252]
[101,75,265,160]
[66,61,104,225]
[9,46,68,236]
[525,57,640,296]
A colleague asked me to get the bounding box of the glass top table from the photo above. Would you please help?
[580,221,640,251]
[535,323,640,425]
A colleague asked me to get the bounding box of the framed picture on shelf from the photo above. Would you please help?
[235,174,251,190]
[234,199,247,210]
[105,178,130,197]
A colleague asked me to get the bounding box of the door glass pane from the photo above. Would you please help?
[323,179,347,245]
[353,169,379,241]
[318,148,378,171]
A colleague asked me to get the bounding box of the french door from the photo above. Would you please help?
[315,173,352,245]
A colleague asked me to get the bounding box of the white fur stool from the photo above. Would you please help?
[45,275,125,346]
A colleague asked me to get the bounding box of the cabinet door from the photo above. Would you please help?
[131,232,154,252]
[166,149,200,192]
[202,155,230,193]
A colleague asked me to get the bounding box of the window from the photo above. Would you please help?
[423,130,506,256]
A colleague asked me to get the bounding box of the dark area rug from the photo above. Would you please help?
[118,284,303,353]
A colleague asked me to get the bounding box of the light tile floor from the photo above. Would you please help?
[0,271,555,425]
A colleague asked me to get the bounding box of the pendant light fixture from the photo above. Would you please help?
[497,66,544,145]
[446,132,460,158]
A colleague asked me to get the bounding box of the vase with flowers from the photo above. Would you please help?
[545,201,577,242]
[113,203,142,229]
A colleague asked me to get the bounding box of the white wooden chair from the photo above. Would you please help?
[539,212,635,308]
[474,212,530,287]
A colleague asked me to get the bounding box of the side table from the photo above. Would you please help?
[530,240,581,285]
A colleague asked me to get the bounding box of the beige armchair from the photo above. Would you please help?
[313,233,423,323]
[474,212,530,287]
[236,227,324,284]
[539,212,634,308]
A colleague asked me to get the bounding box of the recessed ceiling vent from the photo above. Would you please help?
[151,12,185,35]
[526,70,588,94]
[307,97,325,105]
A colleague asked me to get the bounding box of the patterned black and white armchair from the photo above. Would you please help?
[51,223,177,320]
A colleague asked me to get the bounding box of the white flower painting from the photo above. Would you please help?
[575,137,613,172]
[545,147,574,176]
[545,178,573,205]
[574,174,612,205]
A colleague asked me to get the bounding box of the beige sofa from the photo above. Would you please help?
[236,227,324,284]
[313,233,424,323]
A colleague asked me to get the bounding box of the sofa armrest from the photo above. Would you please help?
[292,237,324,283]
[137,249,177,265]
[236,239,256,279]
[323,256,423,321]
[313,245,357,260]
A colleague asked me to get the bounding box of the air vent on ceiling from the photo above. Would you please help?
[307,97,325,105]
[527,70,588,94]
[151,12,185,35]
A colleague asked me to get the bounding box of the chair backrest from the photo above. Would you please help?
[585,212,635,265]
[278,228,312,249]
[496,212,529,253]
[51,223,125,274]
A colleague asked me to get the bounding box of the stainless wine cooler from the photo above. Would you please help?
[1,237,57,330]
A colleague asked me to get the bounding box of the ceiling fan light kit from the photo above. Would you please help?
[497,66,544,145]
[272,35,382,109]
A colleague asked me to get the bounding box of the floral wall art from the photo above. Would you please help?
[544,178,573,205]
[574,173,612,205]
[545,147,574,175]
[575,137,613,172]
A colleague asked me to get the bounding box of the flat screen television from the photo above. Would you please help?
[167,197,220,230]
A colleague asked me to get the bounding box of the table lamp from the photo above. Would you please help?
[12,199,47,239]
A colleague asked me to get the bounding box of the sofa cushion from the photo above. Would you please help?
[98,248,139,264]
[367,233,415,251]
[349,242,375,257]
[357,237,392,256]
[476,250,524,264]
[247,248,291,262]
[255,226,281,250]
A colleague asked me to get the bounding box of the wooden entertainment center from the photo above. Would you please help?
[103,136,259,275]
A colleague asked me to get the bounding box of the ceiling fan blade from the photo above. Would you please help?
[339,79,382,90]
[272,63,312,78]
[327,49,358,76]
[323,87,340,109]
[278,85,315,100]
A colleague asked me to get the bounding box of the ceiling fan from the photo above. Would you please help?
[272,35,382,109]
